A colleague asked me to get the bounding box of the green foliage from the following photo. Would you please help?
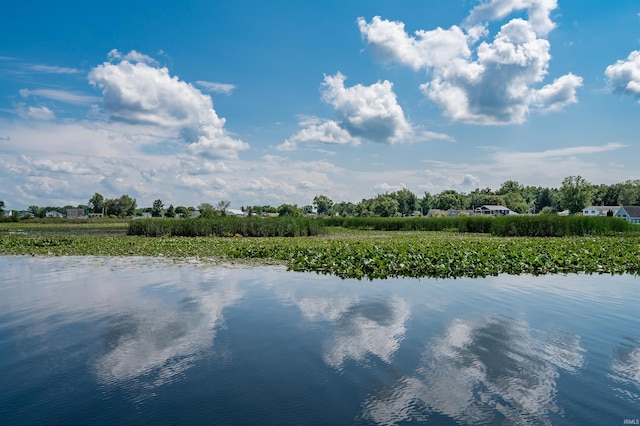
[88,193,105,214]
[490,215,635,237]
[313,195,334,216]
[277,203,302,217]
[560,175,593,214]
[2,230,639,280]
[127,216,325,237]
[152,199,164,217]
[322,215,636,237]
[105,194,137,217]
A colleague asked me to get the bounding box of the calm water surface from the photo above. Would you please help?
[0,256,639,425]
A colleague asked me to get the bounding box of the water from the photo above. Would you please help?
[0,256,639,425]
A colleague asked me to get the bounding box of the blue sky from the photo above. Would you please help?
[1,0,639,210]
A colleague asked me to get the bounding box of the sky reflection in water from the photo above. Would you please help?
[0,256,638,425]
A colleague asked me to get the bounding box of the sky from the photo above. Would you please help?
[1,0,639,210]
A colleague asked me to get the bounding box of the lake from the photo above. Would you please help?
[0,256,638,425]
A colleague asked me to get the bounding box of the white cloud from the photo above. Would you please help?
[88,50,248,159]
[281,72,417,150]
[16,104,56,120]
[605,50,640,99]
[196,81,236,95]
[322,72,413,143]
[19,88,100,104]
[27,64,82,74]
[277,119,359,151]
[465,0,558,36]
[359,0,581,125]
[107,49,158,65]
[356,16,473,71]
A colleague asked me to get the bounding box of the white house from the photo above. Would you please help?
[582,206,619,216]
[226,209,248,217]
[615,206,640,224]
[45,211,64,218]
[474,205,515,216]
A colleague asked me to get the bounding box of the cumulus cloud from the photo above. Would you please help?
[196,81,236,95]
[359,0,582,125]
[465,0,558,36]
[605,50,640,99]
[88,50,248,159]
[279,73,417,150]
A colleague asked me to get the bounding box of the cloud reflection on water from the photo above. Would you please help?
[361,315,585,425]
[609,339,640,403]
[93,271,243,391]
[297,295,410,369]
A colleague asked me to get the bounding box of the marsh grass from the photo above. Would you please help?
[127,217,326,237]
[322,215,636,236]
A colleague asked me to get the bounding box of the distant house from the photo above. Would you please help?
[66,208,85,219]
[615,206,640,224]
[583,206,619,216]
[46,211,64,218]
[88,213,103,218]
[447,209,475,217]
[474,205,514,216]
[226,209,248,217]
[426,209,445,217]
[141,212,152,218]
[3,210,13,217]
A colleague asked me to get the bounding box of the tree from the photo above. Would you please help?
[393,188,417,216]
[482,195,506,206]
[216,201,231,215]
[435,190,462,210]
[0,200,4,215]
[277,203,302,217]
[419,192,435,215]
[313,195,334,216]
[332,201,356,217]
[88,193,105,214]
[165,204,175,218]
[152,199,164,217]
[497,180,523,195]
[503,192,529,214]
[372,194,399,217]
[559,176,593,214]
[175,206,189,217]
[105,194,137,217]
[198,203,216,218]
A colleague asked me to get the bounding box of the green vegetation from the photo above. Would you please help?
[1,226,639,279]
[323,215,637,236]
[127,217,325,237]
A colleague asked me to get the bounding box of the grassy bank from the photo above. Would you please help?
[1,229,639,279]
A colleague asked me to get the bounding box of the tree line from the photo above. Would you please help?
[2,176,640,220]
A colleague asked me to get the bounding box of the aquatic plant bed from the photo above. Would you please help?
[1,231,639,279]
